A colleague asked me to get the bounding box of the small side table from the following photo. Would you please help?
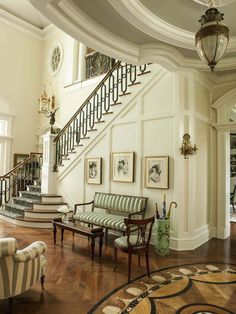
[52,218,104,260]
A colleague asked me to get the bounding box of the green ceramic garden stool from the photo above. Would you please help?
[155,219,170,256]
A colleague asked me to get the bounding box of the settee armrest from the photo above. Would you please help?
[14,241,47,263]
[0,238,17,257]
[74,201,94,214]
[128,210,145,218]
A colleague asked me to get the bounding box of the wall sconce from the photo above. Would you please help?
[180,133,198,159]
[38,84,58,133]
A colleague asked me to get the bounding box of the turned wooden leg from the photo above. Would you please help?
[41,275,45,290]
[138,253,141,267]
[146,249,150,277]
[99,235,103,257]
[61,229,64,242]
[91,237,95,261]
[8,297,13,313]
[105,228,108,244]
[114,247,118,271]
[53,224,57,244]
[128,250,132,283]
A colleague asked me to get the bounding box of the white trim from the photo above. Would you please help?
[212,88,236,109]
[0,7,56,41]
[169,224,216,250]
[213,123,236,131]
[108,0,236,52]
[30,0,236,71]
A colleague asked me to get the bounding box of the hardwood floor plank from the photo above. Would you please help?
[0,220,235,314]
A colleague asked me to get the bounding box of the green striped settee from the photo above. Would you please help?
[74,192,148,236]
[0,238,47,301]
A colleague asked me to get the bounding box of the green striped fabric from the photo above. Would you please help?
[94,193,146,213]
[0,238,17,257]
[114,235,144,248]
[14,241,46,263]
[0,238,47,300]
[74,212,127,231]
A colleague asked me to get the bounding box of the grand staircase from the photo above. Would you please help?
[0,61,152,228]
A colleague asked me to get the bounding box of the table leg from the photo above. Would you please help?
[61,228,64,242]
[91,237,95,261]
[99,235,103,257]
[53,224,57,244]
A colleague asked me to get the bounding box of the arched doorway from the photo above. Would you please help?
[212,88,236,239]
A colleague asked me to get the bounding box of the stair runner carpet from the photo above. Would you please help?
[0,184,42,219]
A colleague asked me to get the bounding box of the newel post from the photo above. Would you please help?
[41,132,57,194]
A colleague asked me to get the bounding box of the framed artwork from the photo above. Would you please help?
[111,152,134,183]
[86,158,102,184]
[144,156,169,189]
[13,154,29,167]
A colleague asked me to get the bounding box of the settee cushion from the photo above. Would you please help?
[74,212,128,232]
[94,193,147,214]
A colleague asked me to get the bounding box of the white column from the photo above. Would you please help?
[78,43,87,82]
[217,130,230,239]
[41,132,57,194]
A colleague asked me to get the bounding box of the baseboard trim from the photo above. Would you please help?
[169,224,216,251]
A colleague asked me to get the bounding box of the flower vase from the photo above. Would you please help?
[62,214,69,224]
[155,219,170,256]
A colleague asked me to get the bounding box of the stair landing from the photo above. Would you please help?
[0,184,69,228]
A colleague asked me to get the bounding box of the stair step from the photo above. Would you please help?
[33,201,67,210]
[13,197,40,205]
[137,71,151,76]
[95,120,105,124]
[27,185,41,192]
[87,129,98,132]
[5,203,30,211]
[19,191,41,199]
[111,102,122,106]
[0,209,23,219]
[119,92,131,97]
[128,82,141,86]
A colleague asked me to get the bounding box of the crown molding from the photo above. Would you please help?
[30,0,138,63]
[0,7,56,41]
[108,0,236,52]
[212,87,236,109]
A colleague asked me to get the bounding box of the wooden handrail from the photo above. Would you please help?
[54,60,121,142]
[0,152,43,179]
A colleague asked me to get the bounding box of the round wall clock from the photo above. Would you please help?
[48,41,63,76]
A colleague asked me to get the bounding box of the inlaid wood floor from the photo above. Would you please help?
[0,221,236,314]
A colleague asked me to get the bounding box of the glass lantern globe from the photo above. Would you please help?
[195,7,229,72]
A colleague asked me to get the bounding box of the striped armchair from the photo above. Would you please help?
[0,238,47,302]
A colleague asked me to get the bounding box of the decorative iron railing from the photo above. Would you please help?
[0,152,43,207]
[85,51,115,79]
[54,61,150,170]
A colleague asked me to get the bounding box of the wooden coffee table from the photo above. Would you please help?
[52,218,104,260]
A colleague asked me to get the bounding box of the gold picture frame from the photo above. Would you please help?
[111,152,134,183]
[144,156,169,189]
[86,158,102,185]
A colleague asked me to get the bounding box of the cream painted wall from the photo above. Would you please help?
[0,21,43,168]
[39,29,217,250]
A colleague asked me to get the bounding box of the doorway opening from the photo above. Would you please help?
[230,133,236,224]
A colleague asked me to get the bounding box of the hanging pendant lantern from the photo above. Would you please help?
[195,3,229,72]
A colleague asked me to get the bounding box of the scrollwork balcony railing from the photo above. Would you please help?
[54,61,150,170]
[0,152,43,207]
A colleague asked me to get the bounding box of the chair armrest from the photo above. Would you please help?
[74,201,94,214]
[0,238,17,257]
[14,241,47,263]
